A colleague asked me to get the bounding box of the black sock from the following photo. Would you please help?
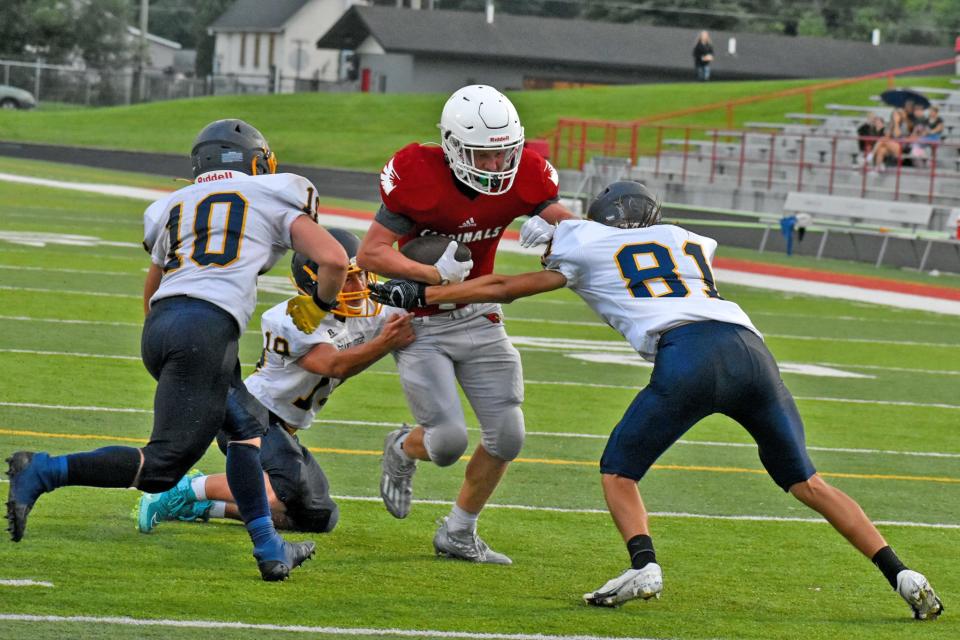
[872,546,907,589]
[65,446,141,488]
[627,534,656,570]
[225,442,272,526]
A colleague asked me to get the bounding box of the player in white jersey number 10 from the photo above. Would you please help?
[369,180,942,620]
[6,119,350,583]
[135,229,415,535]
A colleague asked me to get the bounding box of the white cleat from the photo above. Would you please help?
[583,563,663,607]
[896,569,943,620]
[379,424,417,519]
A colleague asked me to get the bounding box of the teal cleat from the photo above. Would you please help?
[176,499,214,523]
[134,469,204,534]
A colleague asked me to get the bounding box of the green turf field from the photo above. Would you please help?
[0,163,957,640]
[1,75,956,171]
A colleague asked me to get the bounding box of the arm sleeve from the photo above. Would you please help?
[374,204,416,236]
[529,197,560,217]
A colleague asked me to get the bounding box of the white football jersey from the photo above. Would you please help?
[244,302,386,429]
[147,171,316,329]
[545,220,759,359]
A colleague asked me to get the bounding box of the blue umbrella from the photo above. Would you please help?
[880,89,930,109]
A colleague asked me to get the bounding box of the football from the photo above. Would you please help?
[399,235,472,265]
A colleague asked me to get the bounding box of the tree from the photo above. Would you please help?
[0,0,132,64]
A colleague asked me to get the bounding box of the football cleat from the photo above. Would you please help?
[896,569,943,620]
[379,424,417,519]
[255,539,316,582]
[5,451,48,542]
[433,517,512,565]
[583,563,663,607]
[135,469,203,533]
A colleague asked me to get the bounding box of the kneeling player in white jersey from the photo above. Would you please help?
[137,229,415,533]
[368,181,943,620]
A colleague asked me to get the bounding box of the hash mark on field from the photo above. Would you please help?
[0,614,669,640]
[0,579,53,588]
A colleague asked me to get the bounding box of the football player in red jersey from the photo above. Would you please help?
[356,84,576,564]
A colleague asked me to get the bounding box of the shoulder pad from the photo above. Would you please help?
[514,149,560,204]
[380,144,444,213]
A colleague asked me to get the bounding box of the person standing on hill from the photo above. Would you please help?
[693,31,715,81]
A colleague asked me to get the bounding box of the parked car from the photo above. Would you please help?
[0,85,38,109]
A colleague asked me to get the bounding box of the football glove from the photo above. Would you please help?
[519,215,556,248]
[433,241,473,284]
[368,279,427,310]
[286,294,328,334]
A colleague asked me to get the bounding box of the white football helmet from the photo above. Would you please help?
[439,85,524,195]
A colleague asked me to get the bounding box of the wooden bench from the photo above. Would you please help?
[782,192,934,265]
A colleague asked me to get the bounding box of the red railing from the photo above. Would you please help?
[567,123,960,204]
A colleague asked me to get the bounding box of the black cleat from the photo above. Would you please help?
[6,451,36,542]
[257,540,316,582]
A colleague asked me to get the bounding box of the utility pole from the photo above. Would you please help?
[138,0,149,102]
[292,39,308,89]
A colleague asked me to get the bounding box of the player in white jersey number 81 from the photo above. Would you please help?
[369,180,942,619]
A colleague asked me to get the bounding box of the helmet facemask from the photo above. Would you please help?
[291,258,381,319]
[440,130,523,195]
[335,260,381,318]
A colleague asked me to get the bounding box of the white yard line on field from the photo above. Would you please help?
[0,264,142,276]
[333,496,960,529]
[2,402,958,460]
[0,614,670,640]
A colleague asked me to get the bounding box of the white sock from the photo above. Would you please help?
[447,504,478,533]
[207,501,226,519]
[393,434,415,461]
[190,476,207,502]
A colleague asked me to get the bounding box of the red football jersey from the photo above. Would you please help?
[379,144,559,278]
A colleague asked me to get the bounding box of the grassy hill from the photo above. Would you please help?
[0,75,955,171]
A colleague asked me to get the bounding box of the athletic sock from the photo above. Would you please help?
[395,434,414,461]
[872,546,908,589]
[627,534,657,570]
[208,501,227,519]
[64,446,141,488]
[190,475,208,501]
[225,442,281,556]
[447,504,478,533]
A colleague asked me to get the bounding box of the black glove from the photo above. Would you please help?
[368,279,427,310]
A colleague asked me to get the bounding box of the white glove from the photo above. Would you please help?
[433,241,473,284]
[519,216,556,248]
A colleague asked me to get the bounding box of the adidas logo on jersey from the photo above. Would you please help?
[458,218,476,228]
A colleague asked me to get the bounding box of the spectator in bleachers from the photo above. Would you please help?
[911,105,943,162]
[872,109,909,171]
[857,113,886,163]
[693,31,714,81]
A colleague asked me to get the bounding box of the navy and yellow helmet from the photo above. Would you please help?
[291,228,380,318]
[587,181,662,229]
[190,119,278,178]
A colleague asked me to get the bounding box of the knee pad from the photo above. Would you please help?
[423,426,469,467]
[479,405,525,462]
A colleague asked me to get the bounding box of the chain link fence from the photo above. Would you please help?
[1,58,360,107]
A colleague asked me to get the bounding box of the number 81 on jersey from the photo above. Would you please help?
[615,241,720,299]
